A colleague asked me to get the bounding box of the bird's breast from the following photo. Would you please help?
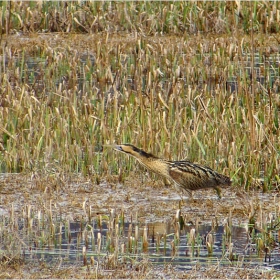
[138,159,170,179]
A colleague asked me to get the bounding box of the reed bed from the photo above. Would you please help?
[1,30,280,192]
[1,1,280,278]
[0,2,279,191]
[1,1,280,35]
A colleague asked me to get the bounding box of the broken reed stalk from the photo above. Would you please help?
[142,226,148,252]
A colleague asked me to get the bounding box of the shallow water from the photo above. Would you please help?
[21,219,280,271]
[2,46,280,99]
[1,174,279,276]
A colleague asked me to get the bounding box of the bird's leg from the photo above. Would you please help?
[185,189,194,204]
[177,186,193,205]
[214,187,222,199]
[179,190,184,204]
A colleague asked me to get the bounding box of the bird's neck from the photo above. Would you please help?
[135,156,170,178]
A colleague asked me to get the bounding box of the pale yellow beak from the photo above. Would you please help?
[103,144,123,152]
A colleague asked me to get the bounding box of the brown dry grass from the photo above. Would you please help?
[1,32,280,192]
[0,174,279,278]
[1,2,280,278]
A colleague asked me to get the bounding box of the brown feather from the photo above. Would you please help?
[108,144,231,198]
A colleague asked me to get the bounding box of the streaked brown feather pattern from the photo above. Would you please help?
[107,144,231,198]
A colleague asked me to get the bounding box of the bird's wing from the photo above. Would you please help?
[168,161,230,190]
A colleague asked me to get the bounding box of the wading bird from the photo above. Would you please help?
[105,144,231,198]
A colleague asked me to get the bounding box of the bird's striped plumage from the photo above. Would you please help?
[105,144,231,198]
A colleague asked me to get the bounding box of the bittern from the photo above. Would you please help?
[105,144,231,198]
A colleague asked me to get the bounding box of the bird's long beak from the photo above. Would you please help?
[103,144,123,152]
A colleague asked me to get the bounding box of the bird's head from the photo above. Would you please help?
[103,144,156,159]
[104,144,138,154]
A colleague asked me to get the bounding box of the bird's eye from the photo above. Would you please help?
[115,146,124,152]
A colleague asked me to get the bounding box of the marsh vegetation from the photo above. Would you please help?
[0,1,280,278]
